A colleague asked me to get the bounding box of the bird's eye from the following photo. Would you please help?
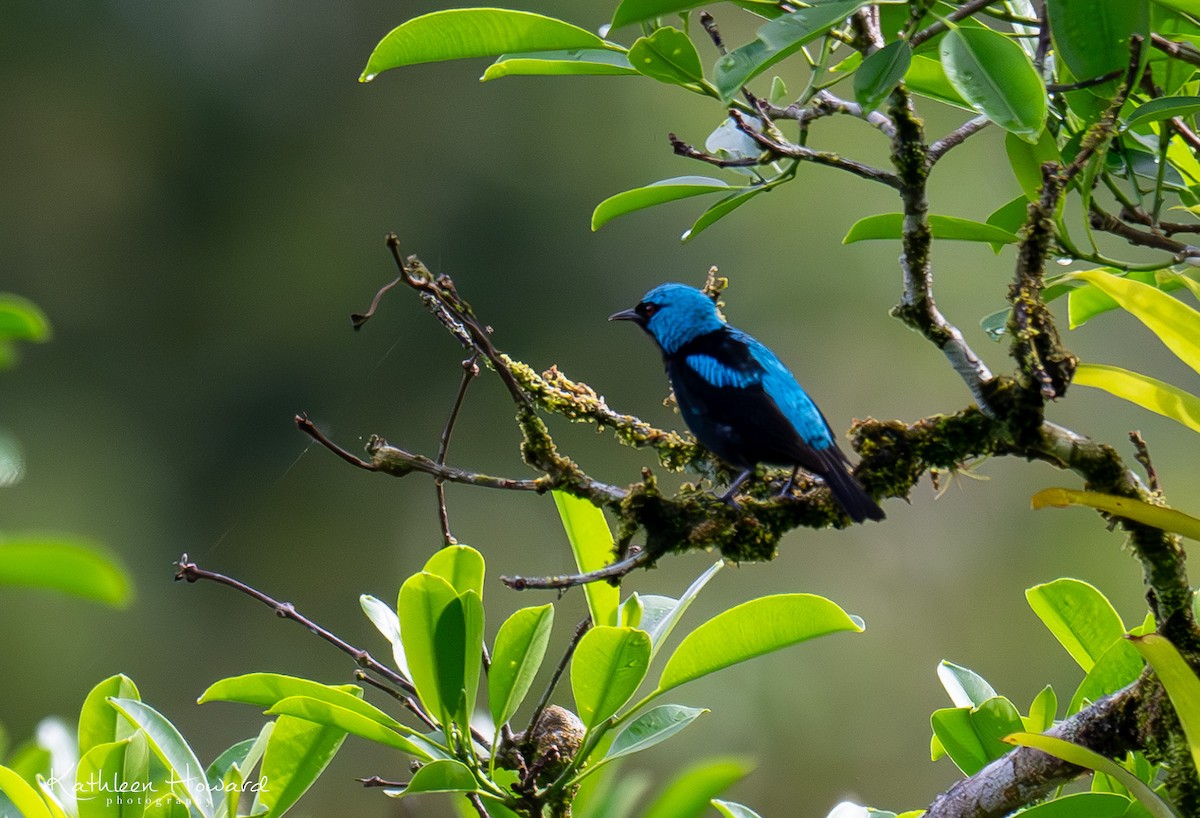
[639,303,659,318]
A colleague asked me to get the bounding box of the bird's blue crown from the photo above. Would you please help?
[640,283,725,354]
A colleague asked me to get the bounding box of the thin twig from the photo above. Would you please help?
[358,775,408,789]
[523,618,592,750]
[1151,33,1200,69]
[927,116,991,165]
[1130,431,1160,494]
[763,90,896,137]
[436,355,480,546]
[354,669,439,733]
[669,133,763,168]
[910,0,1000,48]
[500,548,651,591]
[296,413,377,471]
[1090,204,1196,256]
[467,793,492,818]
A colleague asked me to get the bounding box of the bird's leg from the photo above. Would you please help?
[780,465,800,497]
[717,468,755,508]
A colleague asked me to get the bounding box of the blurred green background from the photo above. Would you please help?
[3,2,1197,816]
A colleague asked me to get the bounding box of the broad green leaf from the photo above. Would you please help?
[1004,733,1179,818]
[1033,485,1200,540]
[854,41,912,113]
[940,26,1047,141]
[640,758,751,818]
[1130,634,1200,773]
[629,27,704,86]
[682,186,771,241]
[905,55,973,109]
[605,705,707,761]
[482,50,637,81]
[572,626,652,728]
[359,593,411,680]
[218,761,243,818]
[657,594,863,694]
[1046,0,1150,98]
[1063,268,1179,327]
[1006,129,1062,200]
[714,2,870,101]
[432,591,485,729]
[713,801,765,818]
[0,538,131,608]
[592,177,738,231]
[398,571,459,716]
[0,764,53,818]
[1126,95,1200,129]
[76,740,130,818]
[1068,269,1200,374]
[612,0,713,29]
[362,10,607,81]
[0,295,51,344]
[79,674,140,755]
[34,776,71,818]
[937,661,998,708]
[109,698,213,818]
[206,722,271,791]
[252,715,346,818]
[266,696,434,759]
[930,697,1024,775]
[489,604,554,727]
[1151,0,1200,17]
[985,195,1032,256]
[1027,685,1058,733]
[619,593,644,629]
[1025,579,1125,671]
[1073,363,1200,435]
[424,544,485,600]
[1015,792,1131,818]
[1067,637,1144,715]
[843,213,1020,244]
[198,673,383,723]
[641,560,722,660]
[552,491,619,627]
[389,759,478,797]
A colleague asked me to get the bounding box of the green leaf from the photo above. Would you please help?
[854,41,912,112]
[433,591,485,729]
[937,661,998,707]
[1068,269,1200,374]
[905,55,973,109]
[1015,792,1131,818]
[612,0,713,29]
[108,698,213,818]
[572,626,652,728]
[640,758,751,818]
[657,594,863,694]
[0,295,51,344]
[592,177,738,231]
[1126,95,1200,129]
[1004,733,1180,818]
[482,50,637,81]
[1033,486,1200,540]
[76,740,131,818]
[0,764,53,818]
[198,673,376,722]
[930,697,1025,776]
[714,2,870,101]
[424,544,485,600]
[389,759,478,797]
[1073,362,1200,434]
[0,537,131,608]
[843,213,1020,244]
[489,604,555,727]
[397,571,459,716]
[640,560,723,660]
[940,26,1047,141]
[35,775,72,818]
[206,722,271,791]
[266,696,435,759]
[361,9,607,81]
[1068,637,1144,715]
[1130,634,1200,774]
[1025,578,1125,671]
[219,760,243,818]
[1064,267,1158,327]
[251,714,347,818]
[605,705,707,761]
[682,186,771,241]
[629,27,704,86]
[986,194,1032,255]
[1006,129,1062,200]
[713,801,765,818]
[359,593,411,680]
[552,491,619,627]
[79,674,140,755]
[1027,685,1058,733]
[1046,0,1151,98]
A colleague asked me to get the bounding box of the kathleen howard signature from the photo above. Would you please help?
[40,770,268,807]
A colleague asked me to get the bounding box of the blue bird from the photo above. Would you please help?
[610,283,884,523]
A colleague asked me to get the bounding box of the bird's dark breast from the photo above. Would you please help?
[664,331,821,471]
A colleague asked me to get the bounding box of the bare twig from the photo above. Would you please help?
[927,116,991,165]
[909,0,1000,48]
[523,618,592,751]
[669,132,763,168]
[296,413,377,471]
[366,438,553,491]
[1130,431,1160,494]
[358,775,407,789]
[1151,33,1200,69]
[354,669,439,733]
[436,355,480,545]
[1090,205,1197,256]
[500,547,651,591]
[763,90,896,137]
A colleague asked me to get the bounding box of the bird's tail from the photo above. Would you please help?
[817,447,885,523]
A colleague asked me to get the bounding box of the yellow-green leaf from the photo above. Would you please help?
[1129,634,1200,775]
[553,491,619,626]
[1074,362,1200,434]
[1032,487,1200,540]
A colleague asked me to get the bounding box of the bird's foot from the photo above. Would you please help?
[778,466,801,497]
[714,486,743,510]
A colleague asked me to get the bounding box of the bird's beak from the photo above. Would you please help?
[608,306,642,324]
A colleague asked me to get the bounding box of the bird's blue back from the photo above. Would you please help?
[640,284,835,450]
